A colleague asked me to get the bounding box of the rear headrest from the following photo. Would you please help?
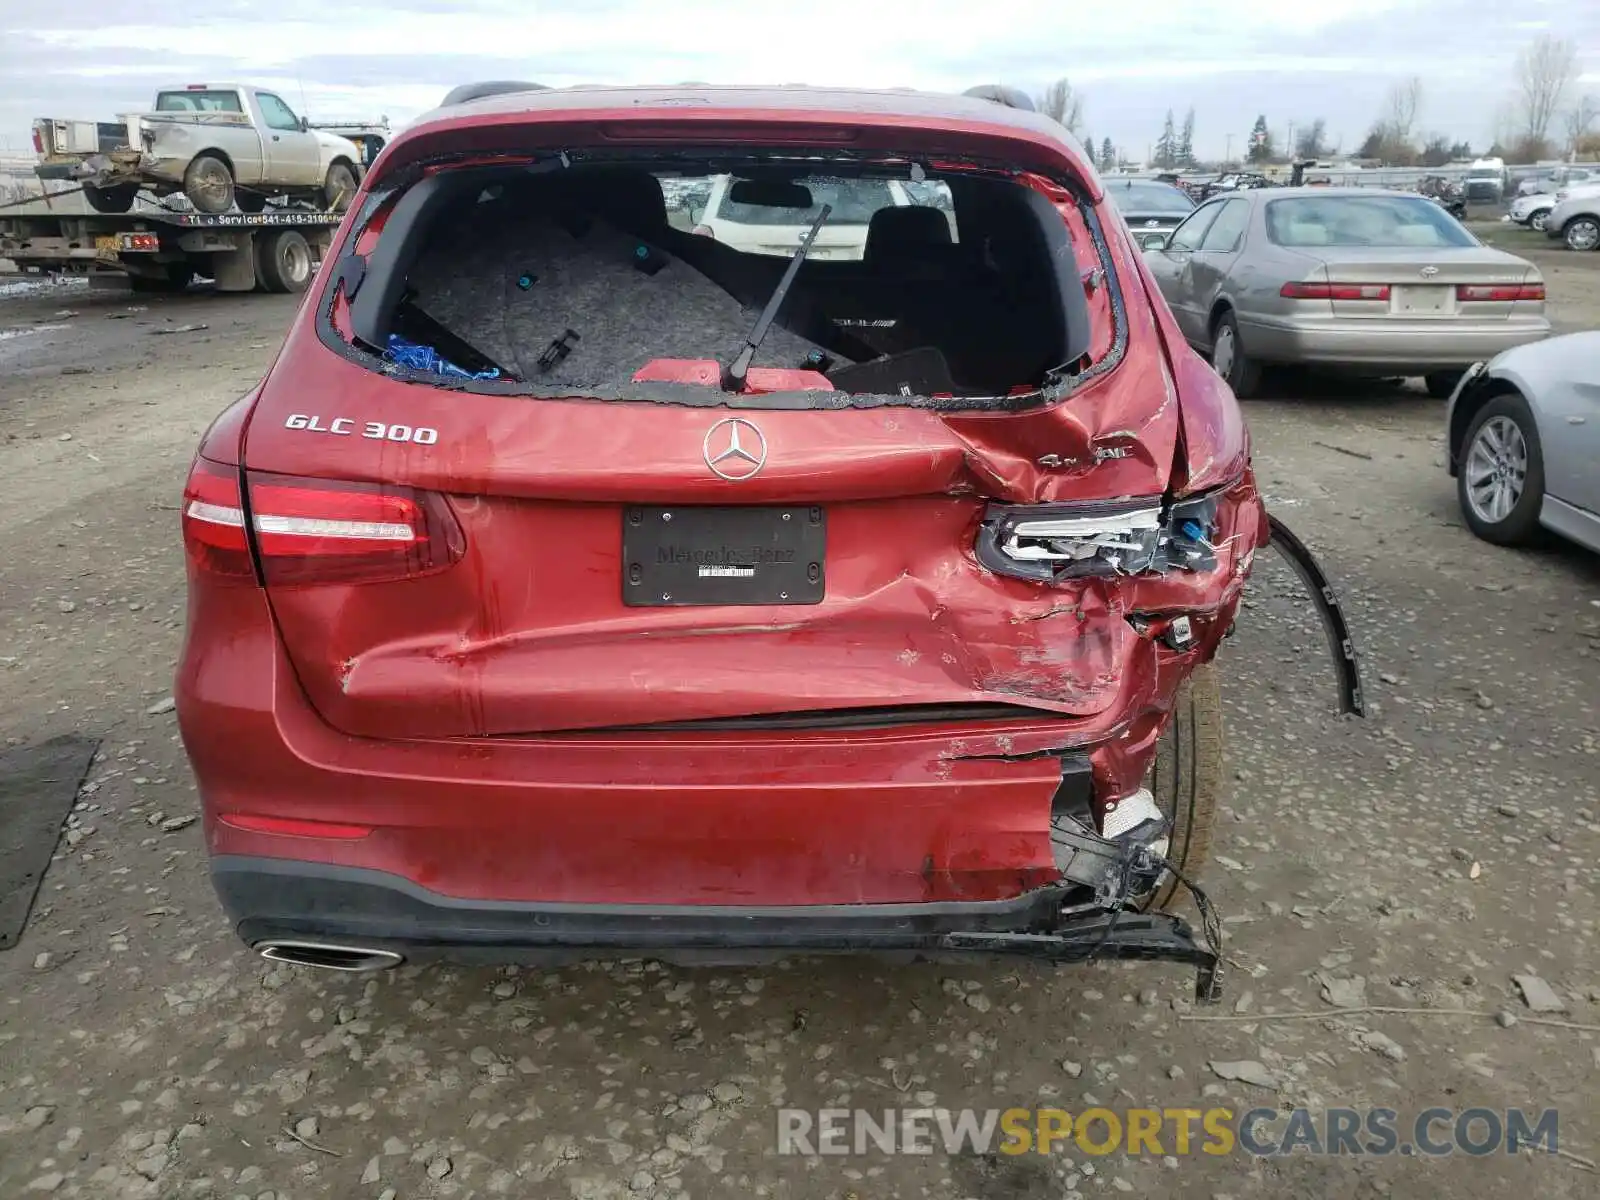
[863,206,953,268]
[559,167,670,237]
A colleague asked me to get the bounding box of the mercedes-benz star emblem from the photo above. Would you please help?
[703,418,768,481]
[1420,265,1440,278]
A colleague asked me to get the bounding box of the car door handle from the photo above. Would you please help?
[272,135,281,141]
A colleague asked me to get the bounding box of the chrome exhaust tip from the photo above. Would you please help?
[255,939,403,972]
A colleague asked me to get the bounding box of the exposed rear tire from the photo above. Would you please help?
[323,162,359,212]
[255,229,313,294]
[1142,662,1223,913]
[1209,309,1263,399]
[1456,389,1545,546]
[83,183,137,214]
[184,154,236,214]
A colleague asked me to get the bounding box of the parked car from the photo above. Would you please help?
[1417,175,1466,220]
[1545,187,1600,251]
[1518,166,1596,197]
[1203,173,1274,199]
[691,172,935,259]
[1141,187,1550,398]
[1103,178,1196,248]
[1445,332,1600,550]
[174,81,1298,994]
[1508,190,1560,232]
[1462,157,1508,205]
[32,83,363,214]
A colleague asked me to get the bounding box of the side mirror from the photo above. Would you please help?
[1138,230,1172,251]
[299,117,309,132]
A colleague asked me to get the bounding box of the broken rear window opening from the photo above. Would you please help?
[325,151,1111,410]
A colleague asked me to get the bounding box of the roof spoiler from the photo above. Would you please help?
[440,81,550,107]
[962,85,1036,112]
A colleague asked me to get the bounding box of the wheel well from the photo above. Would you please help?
[1207,300,1233,334]
[328,156,356,175]
[191,148,235,177]
[1448,380,1520,474]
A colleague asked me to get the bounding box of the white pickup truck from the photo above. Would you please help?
[33,83,364,216]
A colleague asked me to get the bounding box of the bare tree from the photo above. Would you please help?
[1037,78,1085,135]
[1565,94,1598,156]
[1516,35,1579,147]
[1384,77,1422,145]
[1294,117,1328,159]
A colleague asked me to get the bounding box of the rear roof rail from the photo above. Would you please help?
[439,81,550,107]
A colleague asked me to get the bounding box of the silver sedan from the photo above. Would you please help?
[1445,332,1600,552]
[1142,187,1551,398]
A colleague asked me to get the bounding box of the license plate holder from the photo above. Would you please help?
[623,505,826,606]
[1391,285,1453,314]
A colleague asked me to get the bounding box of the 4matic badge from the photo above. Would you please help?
[284,414,438,444]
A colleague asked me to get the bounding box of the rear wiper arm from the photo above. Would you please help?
[720,202,832,393]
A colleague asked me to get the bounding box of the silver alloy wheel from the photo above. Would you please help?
[1529,209,1550,232]
[1464,415,1529,525]
[1211,324,1236,381]
[1567,218,1600,251]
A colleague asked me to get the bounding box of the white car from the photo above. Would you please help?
[693,174,948,260]
[1544,184,1600,252]
[1509,191,1559,232]
[1516,181,1600,234]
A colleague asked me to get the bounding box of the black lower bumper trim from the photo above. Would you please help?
[215,856,1221,995]
[1268,515,1365,716]
[944,914,1222,1003]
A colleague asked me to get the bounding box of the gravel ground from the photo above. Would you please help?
[1,259,1597,1200]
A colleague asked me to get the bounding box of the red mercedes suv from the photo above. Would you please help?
[175,82,1325,997]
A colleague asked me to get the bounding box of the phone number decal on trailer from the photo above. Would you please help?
[284,414,439,444]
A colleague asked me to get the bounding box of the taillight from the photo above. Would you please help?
[180,458,464,585]
[1457,283,1545,301]
[32,128,44,154]
[976,495,1221,583]
[247,471,464,586]
[1280,282,1390,300]
[182,457,255,579]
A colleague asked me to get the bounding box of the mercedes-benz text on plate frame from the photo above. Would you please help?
[703,418,767,481]
[622,505,826,607]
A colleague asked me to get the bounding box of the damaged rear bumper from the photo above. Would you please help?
[216,855,1223,1001]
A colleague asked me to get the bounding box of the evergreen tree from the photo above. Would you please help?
[1247,114,1274,163]
[1083,134,1097,169]
[1154,109,1177,169]
[1101,137,1116,170]
[1177,108,1196,167]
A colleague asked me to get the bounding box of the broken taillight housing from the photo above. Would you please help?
[975,495,1221,582]
[181,457,464,586]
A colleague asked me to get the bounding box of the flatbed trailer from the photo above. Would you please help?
[0,201,341,293]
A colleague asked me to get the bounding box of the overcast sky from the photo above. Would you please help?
[1,1,1595,161]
